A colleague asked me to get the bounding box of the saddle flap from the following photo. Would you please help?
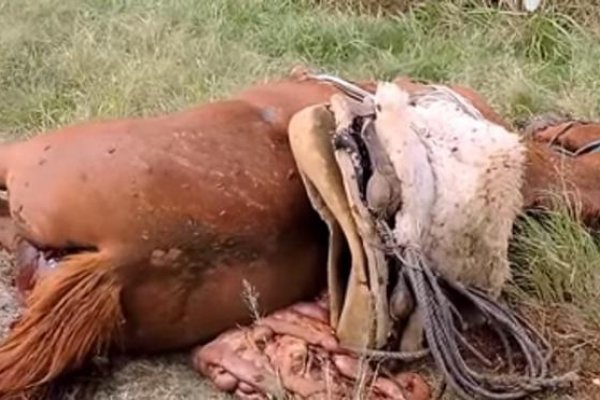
[288,102,396,349]
[288,104,377,348]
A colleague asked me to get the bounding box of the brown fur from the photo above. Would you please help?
[0,75,347,397]
[522,122,600,225]
[530,120,599,153]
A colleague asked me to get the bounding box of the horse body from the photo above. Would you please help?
[2,71,598,399]
[0,76,503,354]
[0,77,346,396]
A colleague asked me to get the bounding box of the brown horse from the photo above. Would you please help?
[0,73,353,398]
[0,70,595,399]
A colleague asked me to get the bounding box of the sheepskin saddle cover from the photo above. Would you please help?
[288,80,526,350]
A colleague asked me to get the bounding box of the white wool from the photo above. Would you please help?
[374,83,525,296]
[374,83,435,246]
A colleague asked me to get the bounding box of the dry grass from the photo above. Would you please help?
[314,0,600,26]
[1,0,600,398]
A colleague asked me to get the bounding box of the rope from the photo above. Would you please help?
[398,247,576,400]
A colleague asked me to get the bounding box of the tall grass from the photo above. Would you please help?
[511,200,600,324]
[1,0,600,139]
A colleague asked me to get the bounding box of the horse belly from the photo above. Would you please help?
[119,225,327,352]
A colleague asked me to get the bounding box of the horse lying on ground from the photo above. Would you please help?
[193,80,600,399]
[0,72,439,399]
[0,73,346,399]
[0,71,597,399]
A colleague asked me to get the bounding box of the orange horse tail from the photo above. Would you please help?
[0,251,123,398]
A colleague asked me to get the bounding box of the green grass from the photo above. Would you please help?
[1,0,600,398]
[1,0,600,139]
[511,203,600,325]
